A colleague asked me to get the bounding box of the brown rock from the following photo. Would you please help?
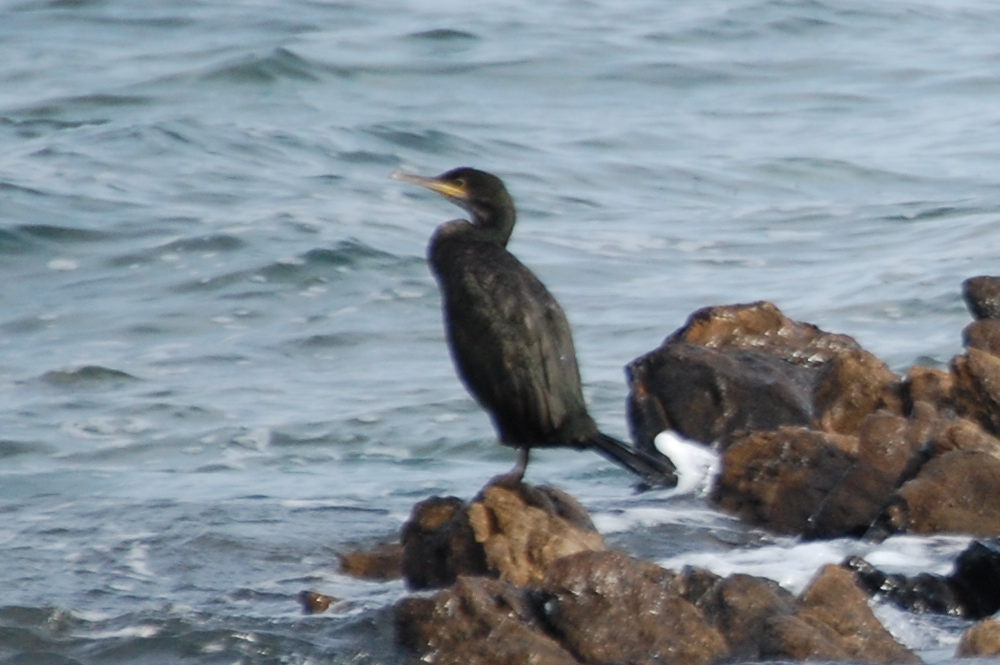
[964,320,1000,356]
[468,483,605,587]
[888,450,1000,535]
[952,348,1000,435]
[963,275,1000,320]
[337,541,402,581]
[712,427,865,537]
[395,576,578,665]
[957,618,1000,657]
[794,565,919,664]
[813,351,903,435]
[903,366,954,414]
[626,301,901,452]
[539,551,728,665]
[400,481,604,590]
[400,495,487,589]
[691,572,799,660]
[298,590,338,614]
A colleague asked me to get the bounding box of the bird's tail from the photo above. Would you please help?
[590,433,678,489]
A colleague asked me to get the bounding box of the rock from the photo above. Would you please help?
[847,538,1000,619]
[792,565,919,664]
[538,551,728,665]
[627,342,815,450]
[963,275,1000,320]
[845,555,963,615]
[813,350,903,436]
[626,301,902,453]
[467,482,605,587]
[400,495,487,589]
[952,347,1000,435]
[902,366,954,414]
[337,541,402,581]
[298,590,338,614]
[688,571,799,661]
[395,576,578,665]
[886,450,1000,536]
[957,619,1000,657]
[681,564,917,663]
[399,481,604,589]
[964,319,1000,356]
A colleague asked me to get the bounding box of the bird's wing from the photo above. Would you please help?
[441,244,586,443]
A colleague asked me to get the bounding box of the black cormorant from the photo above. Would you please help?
[394,166,676,486]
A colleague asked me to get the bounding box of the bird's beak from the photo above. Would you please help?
[392,171,467,200]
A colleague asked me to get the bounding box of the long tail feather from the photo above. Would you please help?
[590,433,678,488]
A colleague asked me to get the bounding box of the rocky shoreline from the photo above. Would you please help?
[325,276,1000,663]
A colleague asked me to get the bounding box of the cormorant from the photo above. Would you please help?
[393,166,676,486]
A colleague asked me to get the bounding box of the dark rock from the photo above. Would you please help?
[957,619,1000,657]
[395,576,577,665]
[626,301,902,453]
[949,538,1000,618]
[886,450,1000,536]
[627,342,815,451]
[964,319,1000,356]
[337,541,402,581]
[539,550,728,665]
[845,555,963,615]
[846,538,1000,619]
[399,481,603,590]
[400,495,488,589]
[963,275,1000,320]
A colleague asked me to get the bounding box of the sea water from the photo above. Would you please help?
[2,0,999,662]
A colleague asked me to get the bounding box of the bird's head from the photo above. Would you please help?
[393,167,514,233]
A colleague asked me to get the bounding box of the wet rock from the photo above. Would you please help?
[395,576,577,665]
[626,301,902,453]
[298,590,338,614]
[963,275,1000,320]
[886,450,1000,536]
[957,619,1000,657]
[952,347,1000,436]
[847,538,1000,619]
[845,555,962,615]
[399,481,603,590]
[337,541,402,580]
[538,551,728,665]
[400,495,487,589]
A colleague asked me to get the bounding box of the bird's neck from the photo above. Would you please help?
[470,201,515,246]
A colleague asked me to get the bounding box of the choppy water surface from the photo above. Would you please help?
[2,0,1000,662]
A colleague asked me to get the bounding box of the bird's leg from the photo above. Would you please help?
[511,446,529,481]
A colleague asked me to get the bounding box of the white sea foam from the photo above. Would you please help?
[653,430,719,497]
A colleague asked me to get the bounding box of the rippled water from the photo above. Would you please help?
[3,0,1000,662]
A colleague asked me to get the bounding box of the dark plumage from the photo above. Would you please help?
[394,166,675,486]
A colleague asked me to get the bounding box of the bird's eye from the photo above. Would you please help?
[453,178,466,188]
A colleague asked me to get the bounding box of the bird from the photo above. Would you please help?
[393,166,676,487]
